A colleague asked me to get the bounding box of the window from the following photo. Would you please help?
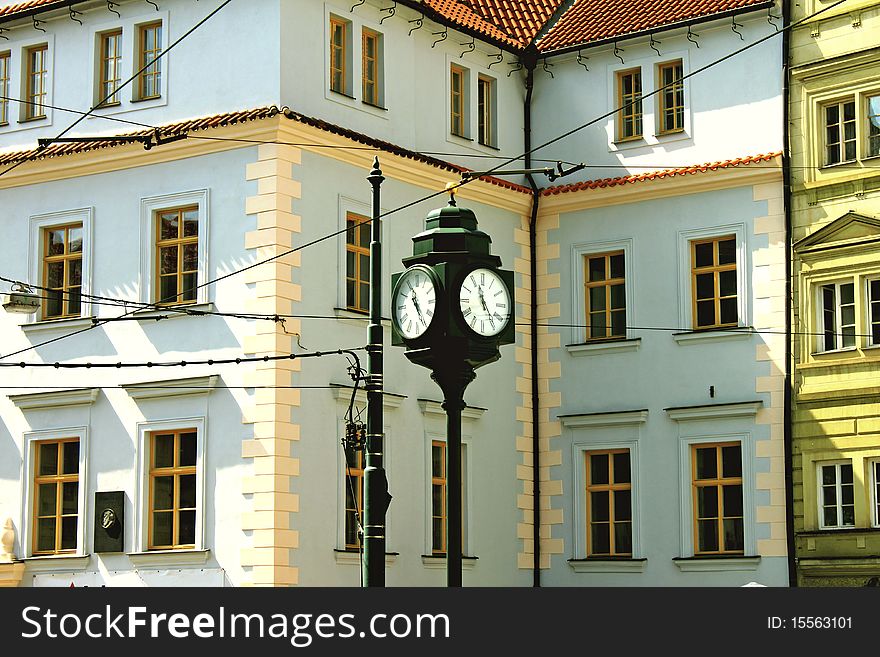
[691,236,737,329]
[98,30,123,105]
[148,429,197,550]
[824,100,856,165]
[361,28,381,106]
[872,461,880,528]
[818,462,855,529]
[584,251,626,340]
[25,44,48,120]
[868,95,880,158]
[616,68,642,141]
[692,442,743,555]
[138,22,162,100]
[42,224,83,320]
[32,439,80,555]
[657,60,684,134]
[431,441,446,554]
[585,450,632,557]
[329,17,348,95]
[343,445,364,550]
[450,64,467,138]
[820,281,855,351]
[345,212,370,313]
[478,75,496,146]
[155,206,198,305]
[0,51,9,125]
[870,279,880,346]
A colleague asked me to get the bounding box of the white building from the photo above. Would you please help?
[0,0,788,587]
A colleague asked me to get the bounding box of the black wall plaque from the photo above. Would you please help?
[94,491,125,553]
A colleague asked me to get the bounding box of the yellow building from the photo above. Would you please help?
[790,0,880,586]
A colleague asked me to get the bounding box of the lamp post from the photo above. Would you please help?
[390,192,514,586]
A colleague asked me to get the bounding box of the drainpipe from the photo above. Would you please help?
[522,45,541,588]
[781,0,798,588]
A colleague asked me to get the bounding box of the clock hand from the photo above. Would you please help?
[411,291,427,326]
[477,286,491,315]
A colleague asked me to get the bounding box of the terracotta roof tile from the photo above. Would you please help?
[538,0,772,52]
[0,0,66,18]
[541,152,781,195]
[0,105,532,194]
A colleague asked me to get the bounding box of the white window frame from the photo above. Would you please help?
[139,189,210,306]
[0,32,54,133]
[821,97,857,167]
[866,276,880,347]
[817,278,857,352]
[570,238,634,346]
[676,223,748,331]
[816,460,856,530]
[27,207,94,324]
[21,426,90,558]
[424,431,473,558]
[134,417,207,552]
[678,433,755,558]
[871,459,880,529]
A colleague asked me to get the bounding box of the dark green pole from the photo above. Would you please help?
[363,157,388,587]
[434,366,475,587]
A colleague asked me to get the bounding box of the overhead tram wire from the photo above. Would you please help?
[0,0,236,180]
[0,1,849,360]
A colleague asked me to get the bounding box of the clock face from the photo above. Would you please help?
[458,268,510,337]
[393,267,437,339]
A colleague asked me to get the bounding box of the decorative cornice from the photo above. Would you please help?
[672,556,761,572]
[9,388,98,410]
[418,399,487,420]
[122,375,219,400]
[558,409,648,428]
[665,401,763,422]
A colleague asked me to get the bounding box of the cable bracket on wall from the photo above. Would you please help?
[731,16,744,40]
[68,6,84,25]
[649,34,661,56]
[613,42,624,64]
[431,27,448,48]
[32,16,46,32]
[379,1,396,24]
[0,27,8,41]
[487,49,503,69]
[145,0,159,10]
[576,49,589,71]
[408,10,424,36]
[687,25,700,47]
[350,0,365,12]
[459,37,475,58]
[542,60,554,78]
[507,59,522,77]
[107,1,121,19]
[768,8,781,28]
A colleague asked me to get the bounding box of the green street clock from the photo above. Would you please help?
[457,267,511,337]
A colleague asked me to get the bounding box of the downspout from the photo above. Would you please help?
[781,0,798,587]
[522,46,541,588]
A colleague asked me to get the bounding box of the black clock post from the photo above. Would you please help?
[391,193,515,587]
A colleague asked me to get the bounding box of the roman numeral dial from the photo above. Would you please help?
[458,267,511,337]
[393,266,437,340]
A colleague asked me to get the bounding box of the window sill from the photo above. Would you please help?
[19,116,47,124]
[132,302,215,321]
[811,347,859,358]
[96,101,121,109]
[21,316,96,334]
[330,89,356,100]
[362,101,387,111]
[613,136,644,146]
[477,141,500,151]
[568,557,646,573]
[421,555,478,569]
[819,160,857,171]
[333,307,390,327]
[131,95,162,104]
[565,338,640,356]
[333,549,398,565]
[672,555,761,572]
[672,327,754,345]
[23,554,91,571]
[128,549,210,568]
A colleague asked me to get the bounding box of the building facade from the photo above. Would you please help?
[789,0,880,586]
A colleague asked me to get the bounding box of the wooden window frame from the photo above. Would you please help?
[138,22,162,100]
[616,68,642,141]
[819,280,856,351]
[869,278,880,347]
[584,250,626,340]
[817,461,855,530]
[690,235,738,329]
[450,64,466,138]
[32,438,79,555]
[345,212,370,314]
[155,206,199,306]
[148,429,197,551]
[343,447,364,550]
[0,50,9,125]
[478,75,495,147]
[431,440,447,555]
[99,29,123,106]
[867,94,880,159]
[330,17,348,95]
[25,44,48,120]
[361,28,380,107]
[657,60,684,135]
[691,442,744,555]
[823,98,856,166]
[585,449,632,557]
[42,223,84,320]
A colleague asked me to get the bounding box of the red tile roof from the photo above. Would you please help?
[0,105,532,194]
[0,0,66,18]
[451,0,563,44]
[537,0,772,52]
[541,152,781,196]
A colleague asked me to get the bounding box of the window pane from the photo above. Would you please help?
[697,486,718,519]
[613,452,630,483]
[614,489,631,521]
[432,518,444,552]
[179,474,196,509]
[694,242,713,268]
[842,506,855,526]
[159,246,178,275]
[591,523,610,554]
[60,516,78,550]
[610,254,624,279]
[718,239,736,264]
[589,286,605,312]
[590,453,609,485]
[182,273,197,302]
[159,275,177,304]
[183,243,198,272]
[69,258,83,287]
[182,210,198,237]
[698,519,718,552]
[722,445,741,477]
[614,522,632,554]
[46,261,64,288]
[823,484,837,505]
[823,507,837,527]
[47,229,65,256]
[153,434,174,468]
[432,484,443,517]
[346,250,355,277]
[179,432,197,467]
[68,227,83,253]
[695,447,717,479]
[62,441,79,474]
[45,290,63,318]
[695,273,714,300]
[359,222,370,248]
[841,464,853,484]
[39,443,58,476]
[588,257,605,282]
[153,476,174,511]
[610,283,625,310]
[152,512,172,547]
[723,518,744,551]
[610,309,626,337]
[432,445,443,477]
[590,312,605,337]
[720,298,738,325]
[841,483,853,505]
[590,491,609,522]
[840,283,854,304]
[178,510,196,545]
[821,465,835,486]
[722,484,743,517]
[37,518,56,552]
[61,481,78,514]
[719,269,736,297]
[159,213,178,240]
[37,483,57,516]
